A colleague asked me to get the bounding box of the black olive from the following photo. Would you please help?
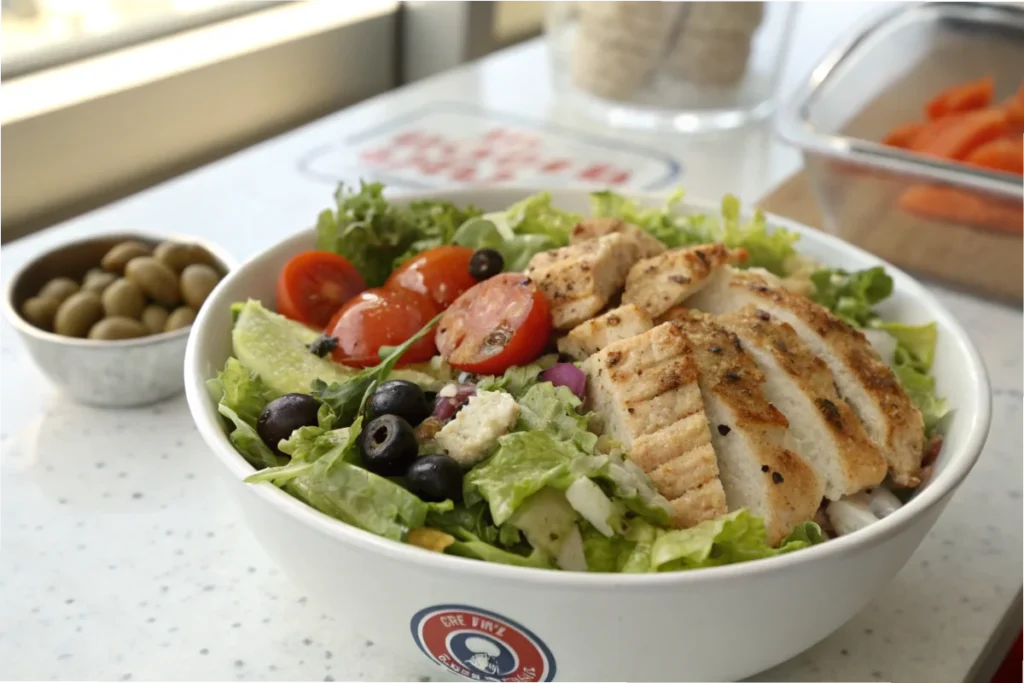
[469,249,504,281]
[359,415,418,476]
[406,454,463,502]
[307,334,338,358]
[257,393,321,455]
[367,380,430,426]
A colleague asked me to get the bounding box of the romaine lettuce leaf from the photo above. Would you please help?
[516,381,597,453]
[315,181,481,286]
[874,321,937,371]
[650,510,822,571]
[284,439,429,542]
[446,531,553,569]
[452,217,558,272]
[207,358,283,469]
[590,190,800,275]
[463,431,580,525]
[245,420,361,485]
[810,266,894,327]
[505,192,583,246]
[475,354,558,397]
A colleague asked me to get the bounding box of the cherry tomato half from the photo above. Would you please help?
[276,251,366,328]
[386,245,478,309]
[436,273,552,375]
[327,287,439,368]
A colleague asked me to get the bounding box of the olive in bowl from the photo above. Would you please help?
[366,380,430,426]
[257,394,322,456]
[4,232,234,407]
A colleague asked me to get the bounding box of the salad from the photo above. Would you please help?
[208,183,947,573]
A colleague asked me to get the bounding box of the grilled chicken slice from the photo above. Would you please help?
[622,243,747,318]
[525,233,641,329]
[697,305,888,500]
[557,304,654,360]
[582,323,728,528]
[570,217,666,258]
[686,268,926,487]
[664,310,824,544]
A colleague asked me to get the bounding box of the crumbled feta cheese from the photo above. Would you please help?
[435,391,520,467]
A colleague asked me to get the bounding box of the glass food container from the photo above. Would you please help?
[776,2,1023,301]
[546,1,798,132]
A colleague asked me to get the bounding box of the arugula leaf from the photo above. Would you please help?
[312,312,443,427]
[207,358,283,469]
[315,181,481,286]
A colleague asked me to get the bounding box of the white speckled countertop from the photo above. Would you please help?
[1,4,1021,681]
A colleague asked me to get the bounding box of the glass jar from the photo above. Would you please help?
[546,1,798,132]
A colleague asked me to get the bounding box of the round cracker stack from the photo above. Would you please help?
[665,2,765,86]
[571,1,684,100]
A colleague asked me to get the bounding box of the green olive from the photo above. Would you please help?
[38,277,80,304]
[164,306,196,332]
[101,241,152,274]
[102,278,145,319]
[88,316,149,340]
[54,291,104,337]
[21,296,61,331]
[179,264,220,309]
[141,304,170,334]
[125,256,181,306]
[154,241,218,273]
[82,268,117,294]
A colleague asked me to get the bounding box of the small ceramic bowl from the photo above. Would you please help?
[4,232,235,408]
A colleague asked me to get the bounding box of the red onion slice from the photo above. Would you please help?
[432,383,476,421]
[540,363,586,400]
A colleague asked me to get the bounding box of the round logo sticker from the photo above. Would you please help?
[410,604,556,682]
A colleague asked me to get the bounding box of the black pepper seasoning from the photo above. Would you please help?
[772,471,784,484]
[717,425,731,436]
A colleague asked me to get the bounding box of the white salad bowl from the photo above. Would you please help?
[184,188,990,682]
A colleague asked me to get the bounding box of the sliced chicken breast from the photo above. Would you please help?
[525,233,641,329]
[622,243,746,318]
[665,310,824,544]
[686,268,926,487]
[582,323,728,528]
[698,305,888,500]
[570,217,666,258]
[557,303,654,360]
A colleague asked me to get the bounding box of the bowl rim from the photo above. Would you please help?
[3,231,237,348]
[184,187,992,588]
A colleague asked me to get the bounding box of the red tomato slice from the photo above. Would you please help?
[436,273,552,375]
[327,287,439,368]
[386,245,477,309]
[276,251,366,328]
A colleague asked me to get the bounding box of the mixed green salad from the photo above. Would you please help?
[208,182,946,573]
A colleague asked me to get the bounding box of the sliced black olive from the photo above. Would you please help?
[367,379,430,426]
[469,248,504,281]
[406,454,463,502]
[359,415,418,476]
[257,393,321,455]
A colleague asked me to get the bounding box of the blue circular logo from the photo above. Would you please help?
[410,604,556,681]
